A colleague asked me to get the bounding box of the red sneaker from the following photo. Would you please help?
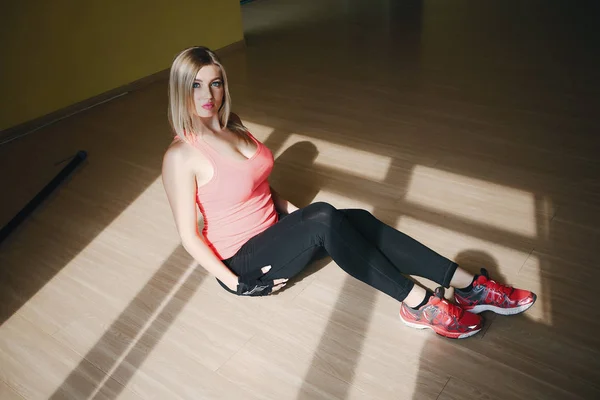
[454,268,537,315]
[399,287,483,339]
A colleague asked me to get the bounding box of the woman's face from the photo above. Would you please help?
[193,64,224,118]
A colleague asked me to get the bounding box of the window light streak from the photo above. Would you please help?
[241,121,275,142]
[275,133,392,182]
[405,165,538,238]
[87,258,200,400]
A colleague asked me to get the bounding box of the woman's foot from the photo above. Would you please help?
[399,287,483,339]
[454,268,537,315]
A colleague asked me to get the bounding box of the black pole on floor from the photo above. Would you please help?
[0,150,88,245]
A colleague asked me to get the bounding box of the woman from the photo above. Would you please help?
[161,46,536,339]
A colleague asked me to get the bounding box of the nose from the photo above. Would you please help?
[198,84,213,100]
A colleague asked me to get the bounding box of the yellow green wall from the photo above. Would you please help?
[0,0,244,131]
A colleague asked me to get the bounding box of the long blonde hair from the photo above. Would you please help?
[168,46,247,142]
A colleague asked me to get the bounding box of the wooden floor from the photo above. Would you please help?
[2,0,600,399]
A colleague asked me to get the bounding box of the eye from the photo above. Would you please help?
[192,82,200,89]
[211,80,223,88]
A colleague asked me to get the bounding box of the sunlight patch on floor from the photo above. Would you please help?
[2,176,192,349]
[85,258,201,400]
[240,121,275,142]
[405,165,538,238]
[274,133,392,182]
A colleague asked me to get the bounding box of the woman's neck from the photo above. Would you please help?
[195,115,222,134]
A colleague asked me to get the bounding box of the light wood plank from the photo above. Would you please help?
[437,378,501,400]
[1,0,599,399]
[0,381,26,400]
[0,315,144,400]
[217,332,378,400]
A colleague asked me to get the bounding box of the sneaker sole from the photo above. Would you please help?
[399,314,482,339]
[467,295,536,315]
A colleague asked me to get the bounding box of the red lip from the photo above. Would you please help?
[202,103,214,110]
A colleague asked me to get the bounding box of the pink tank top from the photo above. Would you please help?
[190,131,278,259]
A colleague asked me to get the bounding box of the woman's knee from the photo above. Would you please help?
[302,202,342,225]
[341,208,374,224]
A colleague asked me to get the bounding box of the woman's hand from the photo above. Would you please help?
[235,266,288,296]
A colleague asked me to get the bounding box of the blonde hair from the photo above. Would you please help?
[168,46,247,142]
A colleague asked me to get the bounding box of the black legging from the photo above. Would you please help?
[218,202,458,302]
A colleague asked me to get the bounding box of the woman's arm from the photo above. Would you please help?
[162,144,239,290]
[270,187,299,215]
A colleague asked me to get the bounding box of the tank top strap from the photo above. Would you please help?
[193,135,222,166]
[244,130,260,145]
[176,133,219,167]
[243,131,266,156]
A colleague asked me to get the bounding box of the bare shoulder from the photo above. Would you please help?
[163,139,190,160]
[162,139,193,172]
[162,138,213,185]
